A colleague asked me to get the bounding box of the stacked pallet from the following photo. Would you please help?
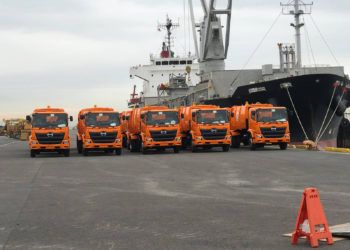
[20,122,31,141]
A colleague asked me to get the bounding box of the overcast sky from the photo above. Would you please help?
[0,0,349,123]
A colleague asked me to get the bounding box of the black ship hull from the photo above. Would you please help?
[205,74,350,148]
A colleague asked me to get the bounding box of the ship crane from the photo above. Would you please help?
[188,0,232,73]
[128,85,141,108]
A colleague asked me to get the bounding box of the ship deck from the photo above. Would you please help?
[1,136,350,249]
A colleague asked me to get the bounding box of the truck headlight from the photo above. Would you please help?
[225,135,231,140]
[85,139,92,144]
[31,141,38,145]
[285,134,290,138]
[256,134,263,138]
[175,137,181,141]
[115,139,121,143]
[146,138,153,142]
[196,136,203,141]
[62,140,69,145]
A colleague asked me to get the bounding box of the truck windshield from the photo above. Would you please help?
[257,109,288,122]
[146,111,178,126]
[32,113,68,128]
[196,110,228,124]
[85,112,120,127]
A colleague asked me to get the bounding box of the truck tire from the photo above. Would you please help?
[279,142,288,150]
[115,148,122,155]
[173,147,180,153]
[63,149,70,157]
[222,145,230,152]
[231,136,241,148]
[83,148,89,156]
[191,145,198,153]
[77,139,83,154]
[30,150,36,158]
[130,140,136,152]
[140,142,148,154]
[249,136,256,151]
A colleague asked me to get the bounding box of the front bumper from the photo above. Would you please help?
[254,137,290,144]
[83,141,122,149]
[30,143,70,151]
[144,140,181,148]
[193,138,231,146]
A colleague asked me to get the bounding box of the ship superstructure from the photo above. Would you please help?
[129,16,200,107]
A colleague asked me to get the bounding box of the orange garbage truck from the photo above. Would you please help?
[229,103,290,150]
[127,106,182,154]
[179,105,231,152]
[77,107,123,156]
[26,107,73,157]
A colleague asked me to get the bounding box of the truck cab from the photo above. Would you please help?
[127,106,182,154]
[27,107,72,157]
[77,107,122,156]
[180,105,231,152]
[230,104,290,150]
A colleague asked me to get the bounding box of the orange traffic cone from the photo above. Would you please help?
[291,187,333,247]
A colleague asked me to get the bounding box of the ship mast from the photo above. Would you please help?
[158,16,179,58]
[281,0,313,68]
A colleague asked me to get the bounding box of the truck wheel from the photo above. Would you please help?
[173,147,180,153]
[83,148,89,156]
[248,135,256,151]
[242,135,250,146]
[115,148,122,155]
[130,140,136,152]
[191,145,198,153]
[231,136,241,148]
[77,140,82,154]
[63,149,70,157]
[222,145,230,152]
[181,138,187,149]
[250,143,257,151]
[122,136,128,148]
[30,150,36,158]
[141,143,148,155]
[279,143,288,150]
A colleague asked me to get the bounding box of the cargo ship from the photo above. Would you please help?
[129,0,350,148]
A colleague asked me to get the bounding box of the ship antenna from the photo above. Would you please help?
[281,0,313,68]
[158,15,179,58]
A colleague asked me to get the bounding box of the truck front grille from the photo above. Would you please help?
[35,133,65,144]
[200,129,227,140]
[89,132,117,143]
[260,127,286,138]
[150,130,177,142]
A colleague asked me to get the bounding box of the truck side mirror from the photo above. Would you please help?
[70,116,73,122]
[251,111,256,120]
[191,112,196,121]
[181,113,184,119]
[26,115,31,123]
[140,114,145,120]
[231,112,234,118]
[122,115,125,120]
[79,115,85,120]
[126,116,129,121]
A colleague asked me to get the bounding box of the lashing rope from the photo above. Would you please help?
[285,86,309,140]
[316,90,346,144]
[315,82,339,143]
